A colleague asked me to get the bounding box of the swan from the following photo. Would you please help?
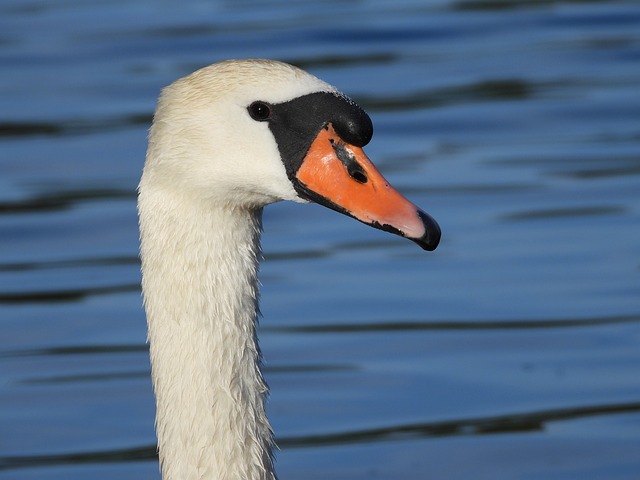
[138,59,440,480]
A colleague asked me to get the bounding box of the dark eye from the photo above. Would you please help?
[248,101,272,121]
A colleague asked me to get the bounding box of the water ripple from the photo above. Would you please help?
[1,400,638,470]
[0,283,139,304]
[0,114,151,138]
[279,400,640,448]
[267,314,640,334]
[359,78,543,112]
[0,188,134,214]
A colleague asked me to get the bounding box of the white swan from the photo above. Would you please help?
[138,59,440,480]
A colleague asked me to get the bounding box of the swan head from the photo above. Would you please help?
[143,59,440,251]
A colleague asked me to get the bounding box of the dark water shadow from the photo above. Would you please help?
[0,114,151,139]
[358,78,551,112]
[0,344,147,359]
[0,283,140,304]
[452,0,610,11]
[279,400,640,448]
[0,446,157,472]
[267,313,640,334]
[0,188,135,215]
[18,370,150,385]
[0,255,139,273]
[500,205,625,222]
[512,154,640,181]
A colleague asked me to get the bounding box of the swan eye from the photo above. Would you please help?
[248,101,272,121]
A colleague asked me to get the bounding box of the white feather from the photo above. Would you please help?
[138,59,338,480]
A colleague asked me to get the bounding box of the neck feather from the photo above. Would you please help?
[139,185,274,480]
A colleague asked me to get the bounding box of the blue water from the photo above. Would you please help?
[1,1,639,479]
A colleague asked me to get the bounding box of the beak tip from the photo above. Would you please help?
[413,210,441,251]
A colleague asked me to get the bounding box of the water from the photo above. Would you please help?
[1,0,639,479]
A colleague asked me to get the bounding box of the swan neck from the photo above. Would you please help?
[139,188,274,480]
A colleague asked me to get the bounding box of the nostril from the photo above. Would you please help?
[349,166,368,184]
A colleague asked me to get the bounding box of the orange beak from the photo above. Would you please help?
[294,124,440,251]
